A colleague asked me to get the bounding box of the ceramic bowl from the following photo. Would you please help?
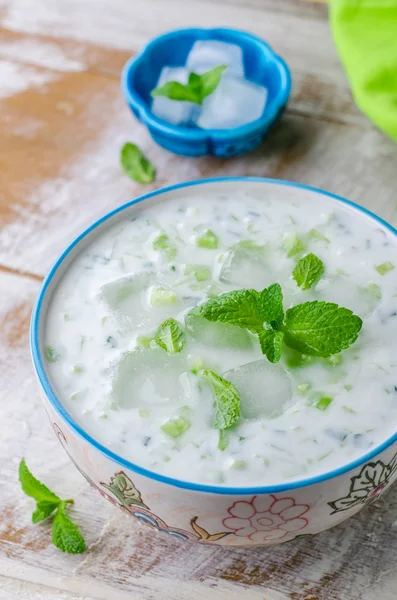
[31,178,397,547]
[121,28,291,157]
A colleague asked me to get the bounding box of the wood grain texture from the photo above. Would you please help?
[1,0,397,598]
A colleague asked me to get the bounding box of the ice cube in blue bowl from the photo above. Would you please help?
[121,28,291,158]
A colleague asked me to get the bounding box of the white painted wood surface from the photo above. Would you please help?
[1,0,397,598]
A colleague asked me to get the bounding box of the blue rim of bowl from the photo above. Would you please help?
[31,177,397,495]
[121,27,291,142]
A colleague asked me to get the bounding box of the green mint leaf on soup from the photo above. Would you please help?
[153,233,177,261]
[283,301,363,357]
[293,253,325,290]
[52,504,86,554]
[161,416,191,438]
[201,369,241,430]
[154,318,185,354]
[120,142,155,184]
[258,329,284,363]
[19,458,61,504]
[258,283,284,329]
[32,500,60,524]
[375,261,394,275]
[196,229,219,249]
[151,65,227,105]
[195,289,262,332]
[218,429,229,451]
[19,459,86,553]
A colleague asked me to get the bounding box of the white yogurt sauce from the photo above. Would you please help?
[45,188,397,486]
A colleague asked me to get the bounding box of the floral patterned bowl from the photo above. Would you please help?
[31,178,397,547]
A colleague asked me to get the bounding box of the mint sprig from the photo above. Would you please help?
[154,318,185,354]
[192,284,362,363]
[120,142,155,184]
[201,370,241,430]
[293,253,324,290]
[283,301,362,357]
[19,459,86,554]
[151,65,227,105]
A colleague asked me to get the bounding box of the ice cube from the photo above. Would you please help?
[100,273,152,330]
[315,276,381,318]
[186,40,244,78]
[111,348,190,410]
[185,312,254,350]
[197,76,267,130]
[219,245,273,290]
[151,66,199,125]
[224,360,293,419]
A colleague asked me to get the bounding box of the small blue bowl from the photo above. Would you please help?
[121,28,291,157]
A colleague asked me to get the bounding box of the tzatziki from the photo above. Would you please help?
[44,187,397,486]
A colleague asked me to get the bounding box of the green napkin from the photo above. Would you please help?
[330,0,397,142]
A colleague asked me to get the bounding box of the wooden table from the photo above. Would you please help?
[1,1,397,598]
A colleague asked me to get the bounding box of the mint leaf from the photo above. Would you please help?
[52,505,86,554]
[32,500,59,524]
[152,65,227,105]
[120,143,155,184]
[218,429,229,451]
[201,370,240,430]
[152,80,200,103]
[155,318,185,353]
[161,416,191,438]
[19,459,60,504]
[195,289,262,332]
[198,65,227,99]
[283,301,363,357]
[258,283,284,329]
[258,329,284,363]
[153,233,177,261]
[19,459,86,554]
[293,253,324,290]
[196,230,218,249]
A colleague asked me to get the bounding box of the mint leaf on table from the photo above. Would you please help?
[19,459,86,554]
[195,289,262,332]
[258,329,284,363]
[293,253,325,290]
[201,369,241,430]
[154,318,185,354]
[52,504,86,554]
[120,142,155,184]
[258,283,284,329]
[151,65,227,105]
[19,458,60,504]
[283,301,363,357]
[32,500,60,524]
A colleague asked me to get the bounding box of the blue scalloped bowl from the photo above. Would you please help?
[121,28,291,157]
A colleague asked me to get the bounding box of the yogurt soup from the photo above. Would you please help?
[45,188,397,486]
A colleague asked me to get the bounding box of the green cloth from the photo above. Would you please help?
[330,0,397,142]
